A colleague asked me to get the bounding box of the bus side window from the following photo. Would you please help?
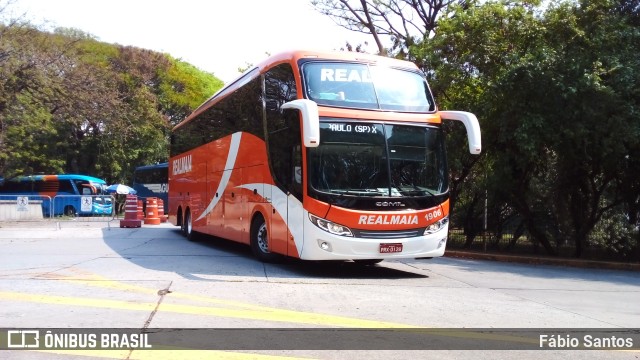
[60,180,75,194]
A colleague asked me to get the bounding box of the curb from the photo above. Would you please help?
[444,250,640,272]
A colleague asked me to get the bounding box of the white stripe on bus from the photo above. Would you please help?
[195,132,242,221]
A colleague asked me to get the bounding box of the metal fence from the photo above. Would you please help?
[0,194,115,226]
[447,228,640,263]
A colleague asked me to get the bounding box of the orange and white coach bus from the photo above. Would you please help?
[168,50,481,263]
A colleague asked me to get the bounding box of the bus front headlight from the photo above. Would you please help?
[309,214,354,237]
[424,217,449,235]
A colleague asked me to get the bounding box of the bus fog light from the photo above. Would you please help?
[437,237,447,249]
[424,216,449,235]
[318,240,332,252]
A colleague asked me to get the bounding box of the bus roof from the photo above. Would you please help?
[6,174,107,184]
[252,50,419,73]
[134,163,168,171]
[174,50,422,132]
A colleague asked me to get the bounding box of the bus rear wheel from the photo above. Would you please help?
[183,210,199,242]
[250,215,280,263]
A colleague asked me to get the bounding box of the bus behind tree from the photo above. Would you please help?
[168,50,481,263]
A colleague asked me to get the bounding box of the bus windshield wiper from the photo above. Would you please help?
[330,189,384,197]
[396,185,438,197]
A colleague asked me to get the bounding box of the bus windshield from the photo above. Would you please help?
[302,62,434,112]
[77,180,106,195]
[308,121,447,198]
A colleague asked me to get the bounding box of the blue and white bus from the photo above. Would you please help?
[0,174,112,216]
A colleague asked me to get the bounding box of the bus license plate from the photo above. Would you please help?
[379,243,403,253]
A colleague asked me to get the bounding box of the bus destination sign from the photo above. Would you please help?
[327,123,377,134]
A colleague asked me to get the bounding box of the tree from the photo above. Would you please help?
[311,0,471,58]
[157,56,223,127]
[541,0,640,257]
[0,2,223,184]
[417,0,640,257]
[0,17,80,177]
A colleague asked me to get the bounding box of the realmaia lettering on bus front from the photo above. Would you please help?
[320,68,372,82]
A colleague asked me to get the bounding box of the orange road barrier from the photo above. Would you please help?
[158,198,168,223]
[143,197,161,225]
[120,194,142,228]
[137,200,144,220]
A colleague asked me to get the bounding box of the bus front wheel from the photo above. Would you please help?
[64,205,76,217]
[250,215,280,263]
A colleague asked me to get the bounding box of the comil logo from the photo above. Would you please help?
[7,330,39,348]
[375,201,405,207]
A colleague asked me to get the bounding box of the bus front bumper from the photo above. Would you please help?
[299,214,448,261]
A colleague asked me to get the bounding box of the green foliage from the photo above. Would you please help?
[53,27,97,40]
[158,56,223,126]
[413,0,640,258]
[0,11,223,184]
[1,92,65,175]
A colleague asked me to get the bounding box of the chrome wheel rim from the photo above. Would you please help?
[257,222,269,253]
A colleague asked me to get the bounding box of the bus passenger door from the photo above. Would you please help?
[265,146,304,258]
[267,144,304,258]
[286,145,304,258]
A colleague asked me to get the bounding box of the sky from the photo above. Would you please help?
[7,0,374,83]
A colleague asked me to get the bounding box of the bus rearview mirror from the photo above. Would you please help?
[281,99,320,148]
[439,111,482,154]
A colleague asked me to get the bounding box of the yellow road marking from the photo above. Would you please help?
[25,269,419,328]
[0,290,567,346]
[0,291,157,312]
[9,270,637,352]
[0,290,412,328]
[39,270,286,312]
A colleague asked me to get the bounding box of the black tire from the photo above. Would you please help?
[250,215,281,263]
[64,205,76,217]
[183,210,200,242]
[353,259,383,266]
[180,209,187,235]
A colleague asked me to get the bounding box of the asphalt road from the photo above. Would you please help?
[0,220,638,359]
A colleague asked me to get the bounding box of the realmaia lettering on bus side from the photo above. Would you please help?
[172,155,192,175]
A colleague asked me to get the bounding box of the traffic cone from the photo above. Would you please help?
[157,199,168,223]
[120,195,142,228]
[137,200,144,220]
[144,197,161,225]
